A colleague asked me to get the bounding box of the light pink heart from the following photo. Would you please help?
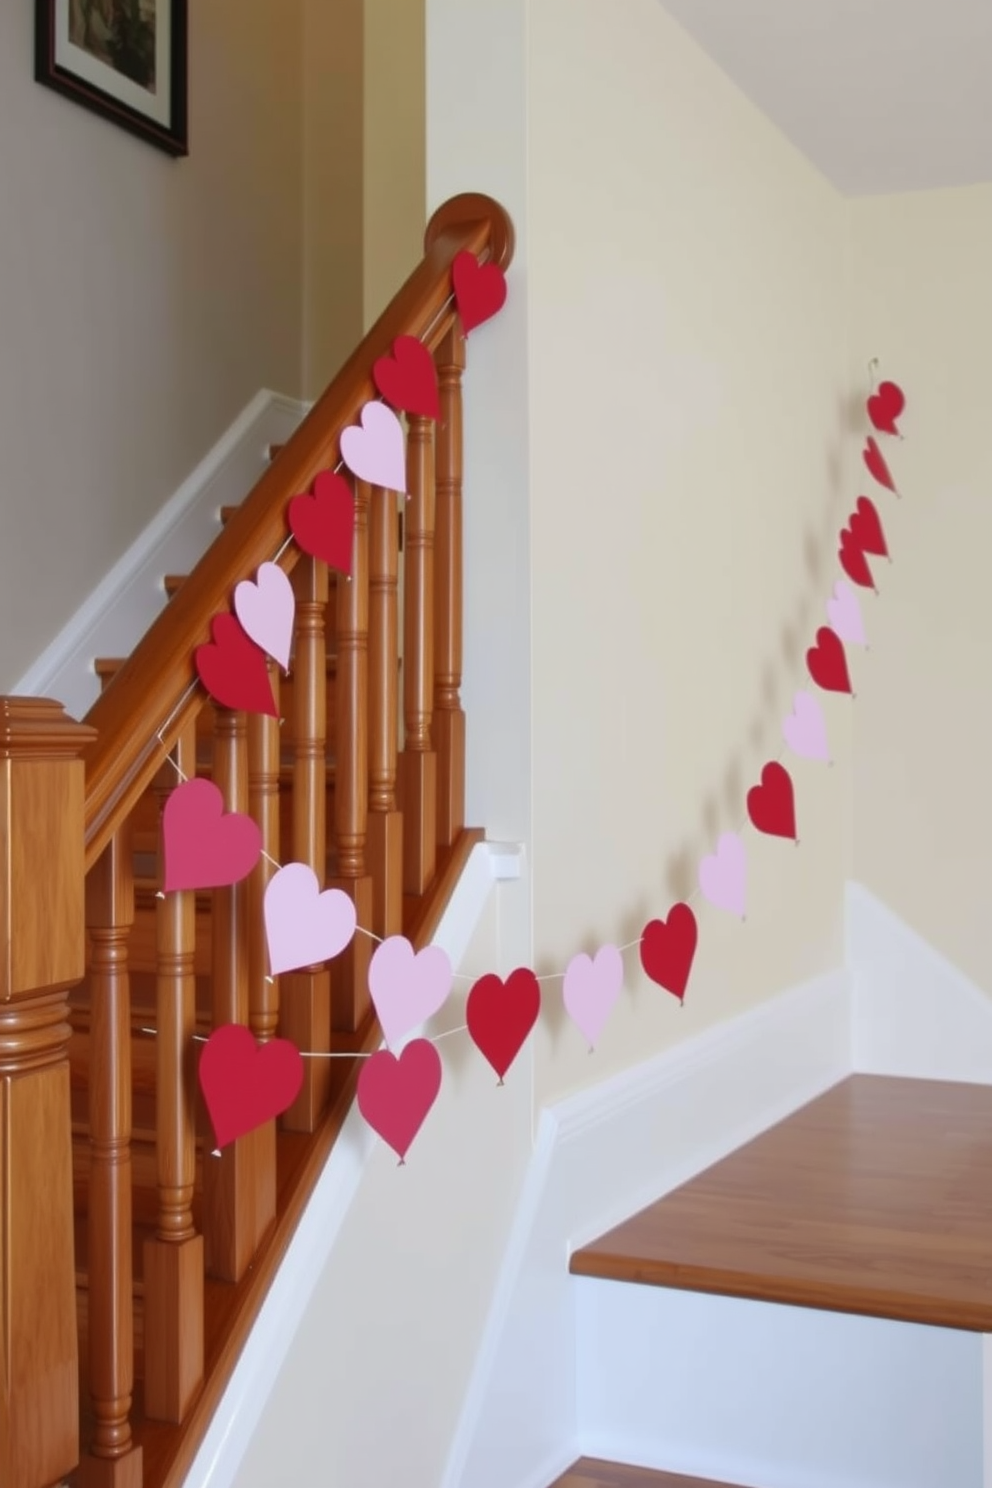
[340,402,407,493]
[263,863,357,976]
[162,777,262,892]
[827,579,867,647]
[698,832,746,918]
[782,690,830,763]
[234,561,295,671]
[368,935,453,1049]
[563,945,623,1049]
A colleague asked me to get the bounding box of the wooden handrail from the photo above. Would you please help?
[82,193,514,872]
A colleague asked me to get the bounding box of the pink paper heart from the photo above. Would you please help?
[340,402,407,493]
[698,832,746,918]
[263,863,357,976]
[357,1038,442,1162]
[782,691,830,763]
[162,777,262,892]
[826,579,867,648]
[368,935,453,1049]
[234,561,295,671]
[563,945,623,1049]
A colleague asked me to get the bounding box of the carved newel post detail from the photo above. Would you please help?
[0,697,95,1488]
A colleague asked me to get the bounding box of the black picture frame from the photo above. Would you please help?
[35,1,188,158]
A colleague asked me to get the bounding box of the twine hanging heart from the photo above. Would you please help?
[372,335,440,420]
[234,562,295,671]
[163,777,262,892]
[195,613,278,716]
[263,864,357,976]
[368,936,453,1050]
[466,968,540,1082]
[839,529,874,590]
[639,904,698,1002]
[806,626,852,695]
[199,1024,303,1149]
[562,945,623,1048]
[827,581,867,648]
[452,250,507,334]
[698,833,747,919]
[850,496,888,558]
[288,471,355,575]
[340,402,407,493]
[866,380,905,436]
[782,691,830,762]
[357,1039,442,1163]
[863,436,896,493]
[746,761,797,841]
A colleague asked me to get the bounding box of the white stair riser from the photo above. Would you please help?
[576,1276,983,1488]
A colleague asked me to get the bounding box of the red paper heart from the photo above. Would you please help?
[195,613,278,716]
[639,904,697,1002]
[746,761,797,841]
[372,335,440,420]
[863,436,896,493]
[850,495,888,557]
[466,967,540,1081]
[356,1039,442,1163]
[287,471,355,574]
[452,250,507,335]
[163,777,262,892]
[199,1024,303,1149]
[806,626,852,695]
[839,529,874,589]
[866,380,905,436]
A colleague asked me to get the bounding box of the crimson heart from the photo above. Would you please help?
[163,777,262,892]
[866,380,905,436]
[806,626,852,695]
[746,761,797,841]
[466,967,540,1081]
[356,1039,442,1163]
[372,335,439,420]
[199,1024,303,1149]
[850,495,888,557]
[287,471,355,575]
[639,904,697,1002]
[839,529,874,589]
[452,250,507,334]
[863,436,896,493]
[195,613,278,716]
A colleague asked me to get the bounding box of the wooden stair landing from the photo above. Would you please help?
[551,1463,741,1487]
[571,1074,992,1332]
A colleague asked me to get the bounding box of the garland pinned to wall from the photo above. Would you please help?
[153,249,907,1167]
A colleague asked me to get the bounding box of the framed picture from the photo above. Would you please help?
[35,1,188,158]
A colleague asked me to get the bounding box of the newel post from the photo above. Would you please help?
[0,697,95,1488]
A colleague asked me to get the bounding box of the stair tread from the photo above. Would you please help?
[551,1463,747,1488]
[570,1075,992,1332]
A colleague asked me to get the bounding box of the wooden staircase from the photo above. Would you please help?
[0,192,513,1488]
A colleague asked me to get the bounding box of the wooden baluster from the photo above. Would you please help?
[280,557,332,1129]
[433,326,467,846]
[248,661,282,1043]
[367,482,404,939]
[330,479,374,1031]
[203,709,275,1281]
[83,822,142,1487]
[398,416,438,894]
[143,720,203,1424]
[0,698,92,1488]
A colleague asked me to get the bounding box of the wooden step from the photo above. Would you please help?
[571,1075,992,1332]
[551,1463,746,1488]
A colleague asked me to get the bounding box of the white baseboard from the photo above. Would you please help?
[443,966,852,1488]
[11,390,309,722]
[847,880,992,1083]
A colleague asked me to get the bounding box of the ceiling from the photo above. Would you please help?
[658,0,992,195]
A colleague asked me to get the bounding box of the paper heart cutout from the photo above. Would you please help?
[782,691,830,762]
[806,626,852,695]
[698,833,746,919]
[863,436,896,493]
[234,562,295,671]
[195,613,278,716]
[466,967,540,1082]
[850,495,888,558]
[746,761,797,841]
[356,1038,442,1163]
[867,380,905,436]
[839,529,874,590]
[827,581,867,648]
[639,904,698,1002]
[372,335,440,421]
[562,945,623,1047]
[368,935,453,1050]
[452,250,508,334]
[340,401,407,493]
[263,863,357,976]
[288,471,355,575]
[162,777,262,892]
[199,1024,304,1149]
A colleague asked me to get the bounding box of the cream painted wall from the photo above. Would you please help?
[527,0,854,1103]
[849,186,992,997]
[0,0,304,689]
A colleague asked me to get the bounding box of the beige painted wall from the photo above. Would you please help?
[850,186,992,996]
[527,0,854,1103]
[0,0,305,689]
